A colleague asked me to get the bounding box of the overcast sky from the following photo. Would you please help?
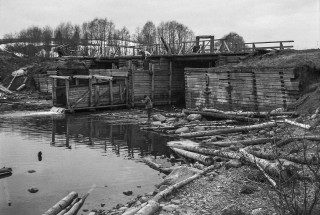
[0,0,319,49]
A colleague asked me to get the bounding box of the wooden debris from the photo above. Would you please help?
[203,108,299,118]
[180,121,277,138]
[184,110,259,122]
[170,147,213,165]
[206,137,278,147]
[135,164,222,215]
[43,191,78,215]
[283,119,311,130]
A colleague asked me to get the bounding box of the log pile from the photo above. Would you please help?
[128,107,320,215]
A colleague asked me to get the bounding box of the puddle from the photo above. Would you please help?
[0,112,172,215]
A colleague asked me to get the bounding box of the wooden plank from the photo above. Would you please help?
[89,79,92,107]
[52,79,57,106]
[65,79,70,109]
[110,80,113,105]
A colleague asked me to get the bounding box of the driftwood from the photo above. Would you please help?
[180,121,277,138]
[43,191,78,215]
[184,110,259,122]
[170,147,213,165]
[168,142,241,160]
[247,149,320,165]
[239,149,299,178]
[283,119,311,130]
[203,108,298,118]
[206,137,278,147]
[64,193,89,215]
[135,164,222,215]
[56,198,80,215]
[142,157,175,174]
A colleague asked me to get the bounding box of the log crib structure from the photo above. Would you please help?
[50,69,129,112]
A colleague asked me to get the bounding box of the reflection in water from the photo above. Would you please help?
[50,115,171,158]
[0,113,172,215]
[37,151,42,161]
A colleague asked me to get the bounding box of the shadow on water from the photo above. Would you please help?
[0,112,173,215]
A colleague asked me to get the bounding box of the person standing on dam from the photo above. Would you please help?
[141,95,153,122]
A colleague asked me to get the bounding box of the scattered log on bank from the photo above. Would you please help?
[134,164,222,215]
[239,149,299,179]
[180,121,277,138]
[168,141,241,159]
[203,108,299,118]
[247,149,320,165]
[206,137,279,147]
[184,110,259,122]
[43,191,78,215]
[283,119,311,130]
[170,147,213,165]
[142,157,175,174]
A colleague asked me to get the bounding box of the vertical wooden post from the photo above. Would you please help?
[151,64,155,102]
[89,78,92,107]
[196,36,200,47]
[51,118,56,144]
[75,78,79,86]
[109,80,113,105]
[202,41,205,53]
[169,61,172,105]
[65,79,70,109]
[125,77,129,105]
[128,60,132,70]
[120,83,123,102]
[131,68,135,106]
[182,42,186,54]
[210,36,215,53]
[66,117,70,147]
[251,69,259,111]
[52,78,57,106]
[94,81,99,107]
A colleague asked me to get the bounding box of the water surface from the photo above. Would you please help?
[0,112,170,215]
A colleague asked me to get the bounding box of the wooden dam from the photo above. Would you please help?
[31,36,298,112]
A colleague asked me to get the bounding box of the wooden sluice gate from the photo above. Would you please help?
[50,69,129,112]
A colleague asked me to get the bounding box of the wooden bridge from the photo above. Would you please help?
[0,36,294,57]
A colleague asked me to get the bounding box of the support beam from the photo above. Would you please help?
[65,79,70,109]
[151,64,155,101]
[109,80,113,105]
[89,78,93,107]
[169,61,172,105]
[52,79,57,106]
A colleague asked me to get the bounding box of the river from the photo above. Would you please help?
[0,112,171,215]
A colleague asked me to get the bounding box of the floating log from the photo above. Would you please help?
[56,198,80,215]
[283,119,311,130]
[43,191,78,215]
[184,110,259,122]
[180,121,277,138]
[64,193,89,215]
[170,147,213,165]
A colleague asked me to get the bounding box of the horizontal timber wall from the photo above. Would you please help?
[119,58,185,106]
[185,66,300,111]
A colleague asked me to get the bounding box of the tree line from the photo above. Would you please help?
[2,17,245,57]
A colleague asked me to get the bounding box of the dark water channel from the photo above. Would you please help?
[0,112,171,215]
